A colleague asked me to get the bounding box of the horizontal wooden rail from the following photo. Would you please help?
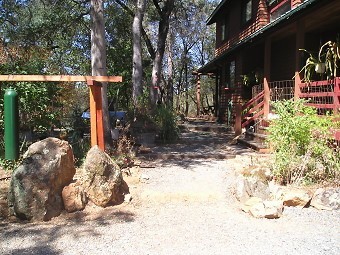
[299,92,340,98]
[0,75,122,83]
[242,90,264,111]
[242,101,265,119]
[305,103,338,109]
[242,109,264,128]
[299,80,334,88]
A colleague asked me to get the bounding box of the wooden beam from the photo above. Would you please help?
[0,75,122,83]
[88,81,105,151]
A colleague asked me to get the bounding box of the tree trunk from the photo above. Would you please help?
[150,0,175,106]
[184,61,189,116]
[166,26,174,108]
[132,0,146,108]
[90,0,112,150]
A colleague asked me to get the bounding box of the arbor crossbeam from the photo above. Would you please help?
[0,75,122,83]
[0,74,123,151]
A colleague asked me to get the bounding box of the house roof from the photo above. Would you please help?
[206,0,229,25]
[199,0,321,73]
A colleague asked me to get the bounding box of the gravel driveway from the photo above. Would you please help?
[1,123,339,255]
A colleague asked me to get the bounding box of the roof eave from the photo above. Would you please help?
[206,0,228,25]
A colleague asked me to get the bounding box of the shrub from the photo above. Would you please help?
[267,99,339,185]
[153,105,179,143]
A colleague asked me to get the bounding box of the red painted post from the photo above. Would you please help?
[196,74,201,116]
[87,80,105,151]
[294,21,305,100]
[334,77,340,114]
[263,38,271,117]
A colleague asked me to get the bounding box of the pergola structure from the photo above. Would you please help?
[0,75,122,151]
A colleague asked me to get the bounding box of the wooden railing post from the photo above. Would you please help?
[334,77,340,114]
[87,80,105,151]
[294,21,305,100]
[234,94,242,136]
[196,74,201,116]
[263,38,271,117]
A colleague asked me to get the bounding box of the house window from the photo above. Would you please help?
[221,18,229,41]
[242,0,253,24]
[225,61,236,88]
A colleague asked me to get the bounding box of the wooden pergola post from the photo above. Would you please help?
[0,75,122,151]
[196,73,201,116]
[87,80,105,150]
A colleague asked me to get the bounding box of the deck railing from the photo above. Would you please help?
[299,77,340,115]
[215,20,268,57]
[252,80,295,102]
[243,78,339,143]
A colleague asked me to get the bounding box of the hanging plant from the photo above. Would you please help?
[295,37,340,82]
[318,39,340,79]
[294,49,320,82]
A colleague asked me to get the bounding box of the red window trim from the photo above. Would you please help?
[269,0,290,14]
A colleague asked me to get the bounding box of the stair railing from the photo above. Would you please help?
[241,90,265,131]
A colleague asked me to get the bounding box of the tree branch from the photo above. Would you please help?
[152,0,163,15]
[115,0,155,59]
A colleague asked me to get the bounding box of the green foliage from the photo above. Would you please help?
[296,37,339,82]
[0,138,27,172]
[0,59,62,132]
[154,105,179,142]
[71,136,91,167]
[268,99,339,185]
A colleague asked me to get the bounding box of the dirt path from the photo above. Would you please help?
[1,124,339,255]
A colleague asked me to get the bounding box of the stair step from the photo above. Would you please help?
[237,132,270,153]
[237,137,271,153]
[245,131,267,141]
[258,125,269,130]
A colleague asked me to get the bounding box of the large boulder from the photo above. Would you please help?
[234,175,270,203]
[80,146,125,207]
[310,188,340,210]
[242,197,284,219]
[8,138,75,221]
[282,188,312,207]
[248,200,284,219]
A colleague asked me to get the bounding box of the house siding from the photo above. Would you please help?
[215,0,269,57]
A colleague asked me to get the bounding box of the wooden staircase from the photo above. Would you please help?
[238,89,270,152]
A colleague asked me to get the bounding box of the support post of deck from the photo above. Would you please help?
[334,77,340,114]
[196,74,201,116]
[294,21,305,100]
[87,80,105,151]
[264,37,271,117]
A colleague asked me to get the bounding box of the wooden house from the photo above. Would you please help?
[197,0,340,147]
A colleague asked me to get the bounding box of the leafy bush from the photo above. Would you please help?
[153,105,179,143]
[268,99,339,185]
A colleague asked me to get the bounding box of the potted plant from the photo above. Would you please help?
[295,49,321,82]
[318,39,340,79]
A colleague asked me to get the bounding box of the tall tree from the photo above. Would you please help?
[132,0,147,107]
[150,0,174,105]
[90,0,112,149]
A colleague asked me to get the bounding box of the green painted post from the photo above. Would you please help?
[4,88,19,160]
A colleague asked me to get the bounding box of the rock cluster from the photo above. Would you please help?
[62,146,129,212]
[8,139,129,221]
[235,173,340,219]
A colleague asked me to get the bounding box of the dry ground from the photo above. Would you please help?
[1,127,339,254]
